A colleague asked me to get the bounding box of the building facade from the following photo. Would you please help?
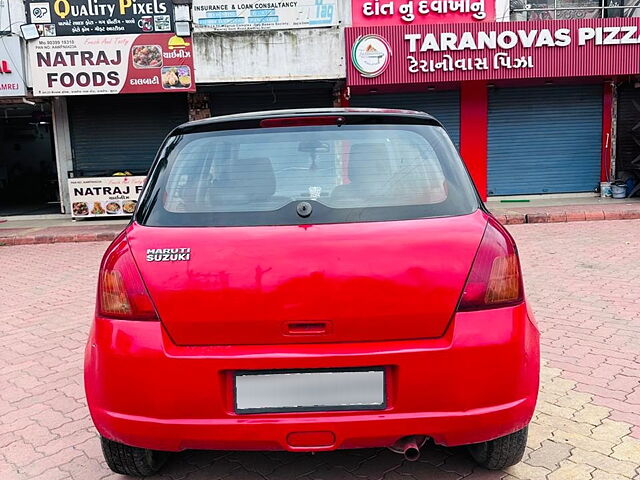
[345,1,640,199]
[1,0,639,215]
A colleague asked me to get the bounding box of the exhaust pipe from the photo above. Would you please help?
[389,436,426,462]
[402,438,421,462]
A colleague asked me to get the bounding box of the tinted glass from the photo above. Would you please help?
[138,124,479,227]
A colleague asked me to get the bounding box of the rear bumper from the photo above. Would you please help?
[84,304,540,452]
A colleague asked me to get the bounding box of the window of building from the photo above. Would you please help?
[510,0,640,20]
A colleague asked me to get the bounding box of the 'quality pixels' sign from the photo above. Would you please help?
[29,33,195,95]
[26,0,174,36]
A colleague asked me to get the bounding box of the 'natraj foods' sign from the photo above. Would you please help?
[347,18,640,86]
[26,0,174,36]
[69,176,145,218]
[29,33,195,96]
[351,0,495,27]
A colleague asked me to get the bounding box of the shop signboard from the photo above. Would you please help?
[192,0,338,31]
[29,33,195,96]
[351,0,495,26]
[25,0,174,36]
[346,18,640,87]
[69,176,146,218]
[0,36,27,97]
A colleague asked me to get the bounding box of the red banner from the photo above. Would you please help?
[30,33,196,96]
[351,0,495,27]
[346,18,640,87]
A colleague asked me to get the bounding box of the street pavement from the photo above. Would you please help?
[1,220,639,480]
[2,197,640,247]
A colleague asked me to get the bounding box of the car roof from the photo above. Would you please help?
[173,108,441,134]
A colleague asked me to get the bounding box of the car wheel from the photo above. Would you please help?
[100,436,168,476]
[467,426,528,470]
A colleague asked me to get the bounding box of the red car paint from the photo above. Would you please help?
[85,210,539,452]
[128,212,487,346]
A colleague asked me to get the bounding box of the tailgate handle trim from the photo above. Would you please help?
[286,322,329,335]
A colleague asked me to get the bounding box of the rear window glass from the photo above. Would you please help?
[138,124,479,227]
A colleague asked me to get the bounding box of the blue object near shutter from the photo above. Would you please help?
[350,92,460,147]
[487,85,602,196]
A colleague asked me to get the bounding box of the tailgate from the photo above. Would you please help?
[127,211,487,345]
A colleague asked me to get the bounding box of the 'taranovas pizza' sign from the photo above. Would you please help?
[29,33,195,95]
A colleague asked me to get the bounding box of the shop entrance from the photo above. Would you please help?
[616,84,640,193]
[203,82,336,117]
[0,101,59,216]
[487,85,602,196]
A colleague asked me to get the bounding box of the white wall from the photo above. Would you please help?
[8,0,26,34]
[495,0,510,21]
[194,28,345,83]
[51,97,73,214]
[5,0,30,88]
[193,0,349,83]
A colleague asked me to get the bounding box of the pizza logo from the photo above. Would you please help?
[351,34,392,78]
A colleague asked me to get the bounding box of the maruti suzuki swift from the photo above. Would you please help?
[84,108,540,476]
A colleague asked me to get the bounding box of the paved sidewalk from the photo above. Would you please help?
[1,220,639,479]
[489,197,640,225]
[2,197,640,246]
[0,217,127,246]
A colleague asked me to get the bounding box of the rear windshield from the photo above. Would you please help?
[137,124,479,227]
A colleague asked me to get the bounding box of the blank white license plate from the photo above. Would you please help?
[234,369,386,414]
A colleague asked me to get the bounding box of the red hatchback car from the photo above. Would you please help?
[85,108,540,476]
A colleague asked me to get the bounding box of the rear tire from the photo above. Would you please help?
[100,436,168,476]
[467,426,528,470]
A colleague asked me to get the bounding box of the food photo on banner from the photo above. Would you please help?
[28,33,195,95]
[191,0,338,31]
[25,0,174,36]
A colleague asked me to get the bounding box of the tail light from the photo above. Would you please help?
[457,217,524,311]
[97,235,159,320]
